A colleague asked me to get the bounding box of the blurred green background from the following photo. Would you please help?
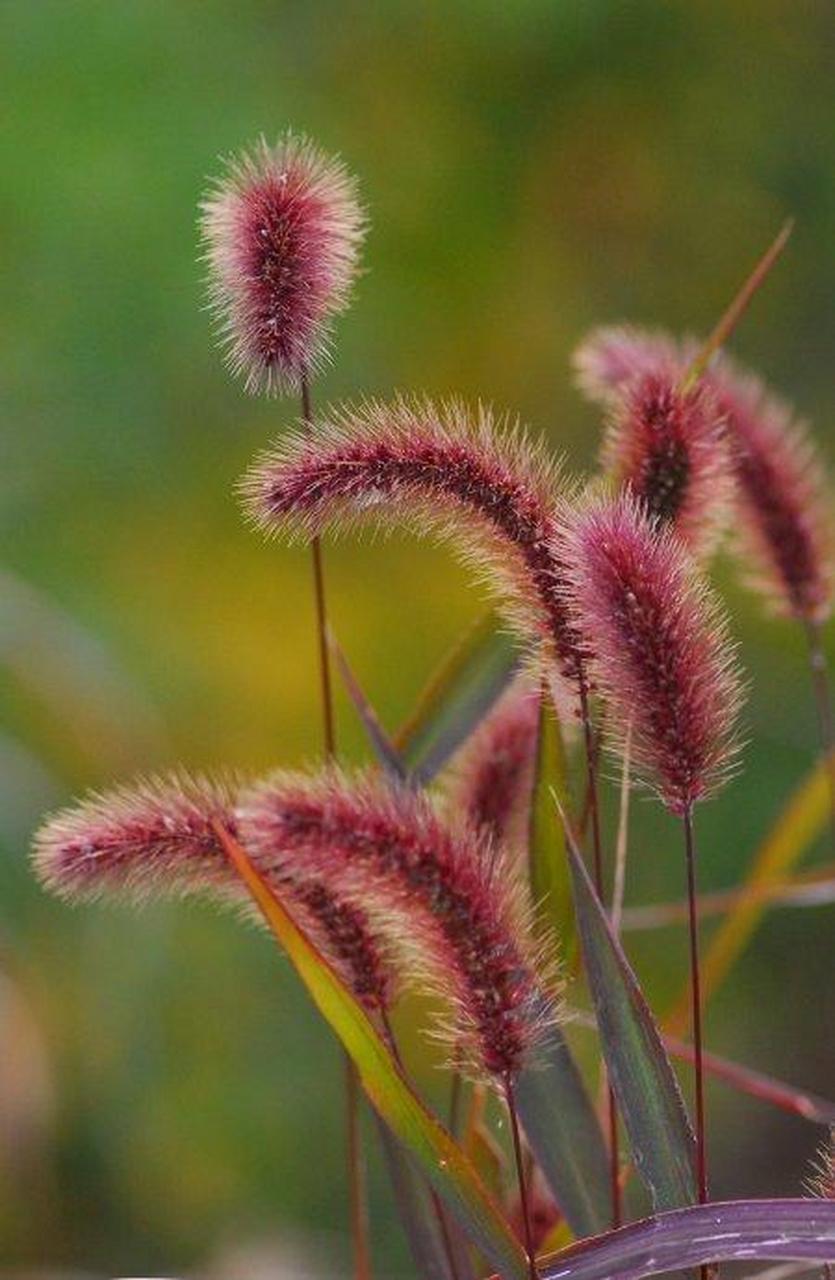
[2,1,835,1274]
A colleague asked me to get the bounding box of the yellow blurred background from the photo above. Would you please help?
[2,1,834,1274]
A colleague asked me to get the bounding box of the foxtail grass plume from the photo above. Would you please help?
[574,325,835,623]
[238,768,554,1080]
[601,372,732,560]
[32,772,393,1013]
[443,673,540,851]
[560,493,743,815]
[200,133,366,395]
[240,396,585,687]
[710,356,834,625]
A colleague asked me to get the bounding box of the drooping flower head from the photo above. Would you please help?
[443,673,540,852]
[560,494,743,815]
[200,133,367,395]
[238,768,554,1079]
[240,396,585,690]
[709,356,834,624]
[601,371,732,560]
[32,772,393,1012]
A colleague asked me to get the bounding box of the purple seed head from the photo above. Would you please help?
[32,771,393,1012]
[238,767,556,1079]
[239,396,585,690]
[200,132,367,395]
[559,493,744,815]
[602,371,732,560]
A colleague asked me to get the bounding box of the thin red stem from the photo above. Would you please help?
[683,807,709,1181]
[504,1073,539,1280]
[301,372,368,1280]
[803,618,835,856]
[578,680,622,1228]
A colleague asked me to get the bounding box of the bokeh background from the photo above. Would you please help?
[2,1,835,1274]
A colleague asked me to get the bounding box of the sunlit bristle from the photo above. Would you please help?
[239,395,585,688]
[805,1127,835,1201]
[238,767,557,1079]
[442,673,540,852]
[200,131,367,395]
[603,371,732,560]
[32,771,393,1012]
[559,493,744,814]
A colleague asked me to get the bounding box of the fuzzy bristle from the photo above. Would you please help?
[710,355,834,623]
[31,771,392,1012]
[559,494,744,814]
[806,1127,835,1201]
[240,396,585,686]
[602,371,732,560]
[572,325,682,406]
[200,132,367,395]
[237,767,555,1079]
[443,673,540,852]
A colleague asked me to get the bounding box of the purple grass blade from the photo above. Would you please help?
[538,1199,835,1280]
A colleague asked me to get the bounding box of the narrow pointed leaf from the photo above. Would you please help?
[393,613,520,783]
[622,862,835,931]
[329,631,408,780]
[375,1119,458,1280]
[665,750,834,1035]
[564,823,696,1209]
[216,824,527,1280]
[539,1199,835,1280]
[515,1010,612,1238]
[529,694,575,961]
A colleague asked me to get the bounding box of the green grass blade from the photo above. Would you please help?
[393,613,519,783]
[563,819,696,1210]
[529,693,575,961]
[515,1015,612,1238]
[217,823,527,1280]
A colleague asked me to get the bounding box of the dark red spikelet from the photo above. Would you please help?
[572,325,682,407]
[240,397,584,687]
[200,133,366,395]
[237,768,553,1079]
[560,494,743,814]
[708,356,834,623]
[443,674,540,851]
[603,372,732,560]
[31,772,393,1012]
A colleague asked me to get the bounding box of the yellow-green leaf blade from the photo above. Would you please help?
[217,824,527,1280]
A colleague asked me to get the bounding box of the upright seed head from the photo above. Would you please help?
[559,493,744,815]
[239,396,585,689]
[443,673,540,852]
[602,371,732,560]
[31,771,393,1012]
[200,132,367,395]
[237,767,554,1080]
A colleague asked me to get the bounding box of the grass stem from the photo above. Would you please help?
[504,1073,539,1280]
